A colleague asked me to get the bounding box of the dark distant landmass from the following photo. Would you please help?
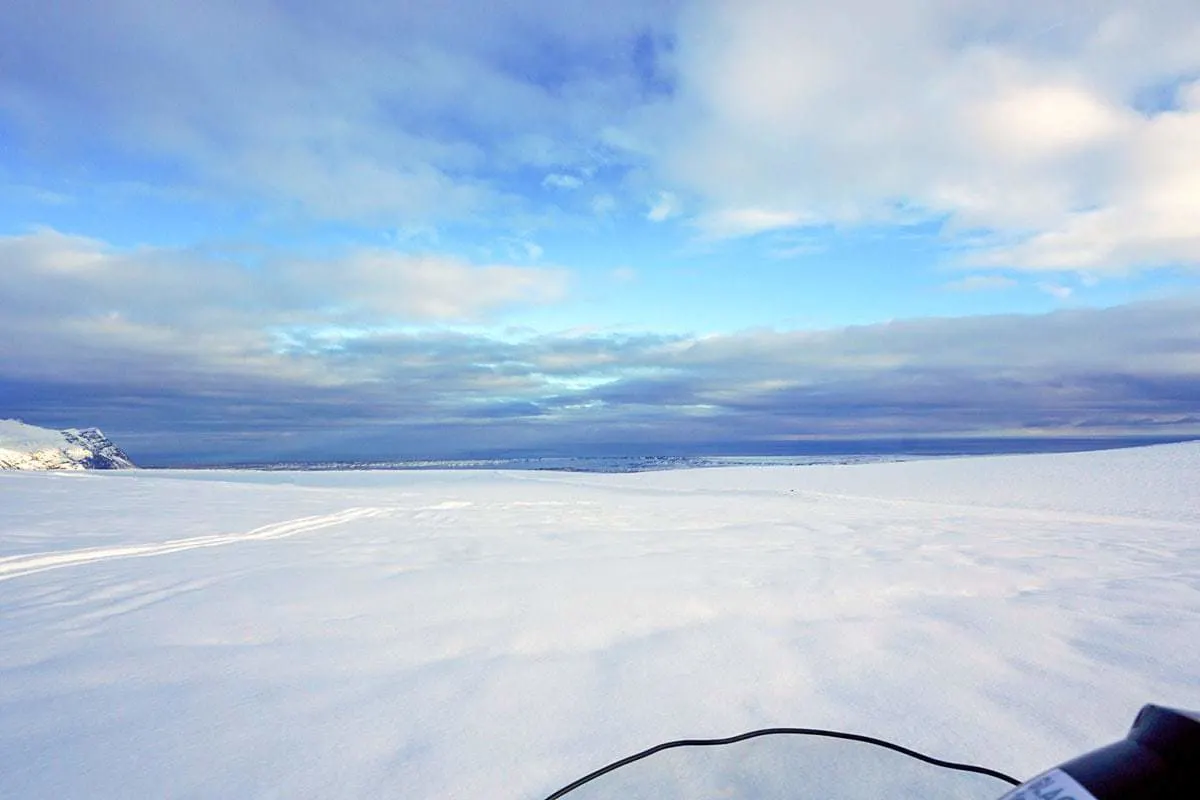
[167,435,1198,473]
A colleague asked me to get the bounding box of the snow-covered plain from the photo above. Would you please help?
[1,443,1197,797]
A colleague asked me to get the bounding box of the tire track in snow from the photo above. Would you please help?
[0,507,384,582]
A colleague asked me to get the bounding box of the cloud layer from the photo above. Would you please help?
[645,0,1200,271]
[3,230,1198,462]
[4,1,1198,274]
[4,2,1200,460]
[0,0,675,224]
[0,229,566,387]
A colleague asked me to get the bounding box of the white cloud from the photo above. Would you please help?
[637,0,1200,271]
[0,229,569,387]
[695,208,811,239]
[493,237,546,262]
[292,249,565,321]
[968,84,1133,162]
[1037,282,1074,299]
[970,107,1200,271]
[6,0,1200,276]
[646,191,680,222]
[542,173,584,190]
[590,193,617,216]
[0,0,677,225]
[4,233,1200,450]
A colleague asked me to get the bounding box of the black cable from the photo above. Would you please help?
[541,726,1022,799]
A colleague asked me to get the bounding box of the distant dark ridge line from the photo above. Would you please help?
[167,455,914,473]
[149,434,1199,472]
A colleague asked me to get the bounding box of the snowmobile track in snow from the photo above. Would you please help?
[0,507,384,582]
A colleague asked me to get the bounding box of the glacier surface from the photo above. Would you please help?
[0,443,1196,797]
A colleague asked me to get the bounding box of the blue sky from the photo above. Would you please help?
[2,0,1199,463]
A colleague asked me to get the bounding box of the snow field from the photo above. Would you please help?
[0,444,1197,797]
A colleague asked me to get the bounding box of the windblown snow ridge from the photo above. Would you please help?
[0,419,136,471]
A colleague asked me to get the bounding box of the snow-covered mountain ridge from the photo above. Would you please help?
[0,420,135,470]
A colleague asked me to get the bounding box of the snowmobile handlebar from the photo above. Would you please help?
[541,703,1200,799]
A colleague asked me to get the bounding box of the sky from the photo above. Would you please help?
[2,0,1199,464]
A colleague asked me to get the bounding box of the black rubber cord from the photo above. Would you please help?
[541,726,1022,799]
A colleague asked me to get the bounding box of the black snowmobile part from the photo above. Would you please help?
[540,726,1021,799]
